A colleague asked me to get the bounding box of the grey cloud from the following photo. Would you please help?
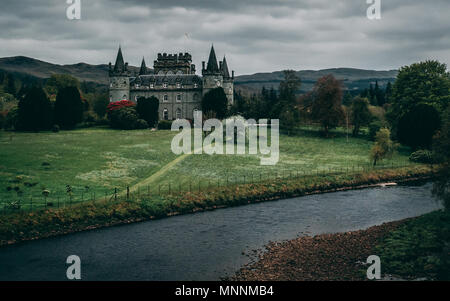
[0,0,449,75]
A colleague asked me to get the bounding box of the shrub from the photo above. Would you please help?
[158,120,172,130]
[107,100,135,114]
[409,150,437,164]
[52,124,60,133]
[134,119,149,129]
[109,107,138,130]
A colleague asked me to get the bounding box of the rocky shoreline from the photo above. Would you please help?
[230,220,409,281]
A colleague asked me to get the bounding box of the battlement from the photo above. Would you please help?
[154,52,194,74]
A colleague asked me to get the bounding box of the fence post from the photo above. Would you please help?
[114,188,117,201]
[126,186,130,200]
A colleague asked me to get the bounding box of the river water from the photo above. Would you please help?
[0,182,442,280]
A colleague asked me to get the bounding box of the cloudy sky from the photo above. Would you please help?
[1,0,449,75]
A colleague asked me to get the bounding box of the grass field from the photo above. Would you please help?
[0,126,415,210]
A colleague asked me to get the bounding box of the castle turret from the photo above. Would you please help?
[202,45,223,97]
[221,56,234,105]
[139,57,147,76]
[109,46,130,102]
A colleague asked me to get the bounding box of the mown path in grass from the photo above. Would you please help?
[124,152,190,195]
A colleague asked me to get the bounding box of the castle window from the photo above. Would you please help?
[193,93,199,101]
[150,83,154,89]
[177,83,181,89]
[163,82,168,88]
[176,108,182,119]
[163,94,168,102]
[163,108,169,120]
[194,83,198,88]
[176,94,182,102]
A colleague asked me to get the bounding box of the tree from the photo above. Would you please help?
[92,93,110,118]
[272,70,301,120]
[201,87,228,119]
[311,74,344,137]
[351,96,372,136]
[370,128,396,166]
[137,96,159,127]
[387,60,450,136]
[17,86,53,131]
[54,86,83,129]
[397,103,441,150]
[44,74,80,96]
[432,105,450,210]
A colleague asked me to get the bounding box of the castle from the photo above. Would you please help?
[108,45,234,120]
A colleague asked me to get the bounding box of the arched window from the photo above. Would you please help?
[163,108,169,120]
[176,94,182,102]
[193,93,199,101]
[163,94,168,102]
[176,108,182,119]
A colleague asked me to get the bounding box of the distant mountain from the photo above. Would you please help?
[234,68,398,95]
[0,56,397,94]
[0,56,139,85]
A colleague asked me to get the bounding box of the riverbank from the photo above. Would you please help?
[230,210,449,281]
[230,220,405,281]
[0,165,435,247]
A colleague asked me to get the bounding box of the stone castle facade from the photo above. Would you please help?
[108,45,234,120]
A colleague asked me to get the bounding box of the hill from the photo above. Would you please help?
[234,68,398,95]
[0,56,397,94]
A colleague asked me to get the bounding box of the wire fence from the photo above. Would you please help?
[0,161,417,215]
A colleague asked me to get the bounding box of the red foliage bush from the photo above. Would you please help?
[107,100,135,113]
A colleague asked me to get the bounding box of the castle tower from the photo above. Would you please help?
[139,57,148,76]
[202,45,223,97]
[221,56,234,106]
[109,46,130,102]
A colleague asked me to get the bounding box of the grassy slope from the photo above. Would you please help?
[0,127,414,209]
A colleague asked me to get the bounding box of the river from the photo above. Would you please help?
[0,182,442,280]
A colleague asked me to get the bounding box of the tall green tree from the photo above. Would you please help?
[17,86,53,131]
[137,96,159,127]
[54,86,83,129]
[397,103,441,149]
[311,74,344,137]
[387,60,450,138]
[272,70,301,120]
[201,87,228,119]
[351,96,372,136]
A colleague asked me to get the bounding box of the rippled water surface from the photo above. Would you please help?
[0,182,442,280]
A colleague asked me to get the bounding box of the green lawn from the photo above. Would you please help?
[0,126,415,210]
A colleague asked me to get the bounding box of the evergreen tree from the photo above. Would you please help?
[17,86,53,131]
[201,87,228,119]
[137,96,159,127]
[54,86,83,129]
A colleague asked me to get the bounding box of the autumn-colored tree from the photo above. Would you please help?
[370,128,397,166]
[311,74,344,137]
